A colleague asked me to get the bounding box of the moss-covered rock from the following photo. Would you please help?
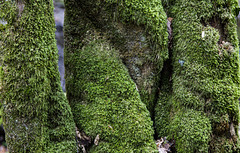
[0,0,76,152]
[155,0,240,152]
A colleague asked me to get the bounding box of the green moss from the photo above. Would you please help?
[64,1,158,151]
[65,39,157,152]
[0,1,17,25]
[64,0,167,117]
[154,91,172,137]
[170,109,211,153]
[160,0,240,152]
[0,24,7,32]
[210,135,240,153]
[0,0,76,152]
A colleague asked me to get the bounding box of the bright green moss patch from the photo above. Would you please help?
[0,0,76,152]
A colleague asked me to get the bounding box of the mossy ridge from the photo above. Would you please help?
[0,0,76,152]
[165,0,240,152]
[84,0,168,60]
[68,0,168,116]
[64,1,157,151]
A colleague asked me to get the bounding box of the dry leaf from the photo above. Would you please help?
[108,125,113,131]
[81,145,86,153]
[94,134,100,146]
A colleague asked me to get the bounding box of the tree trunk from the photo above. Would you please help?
[1,0,239,152]
[64,0,168,152]
[156,0,240,152]
[0,0,76,152]
[64,0,168,118]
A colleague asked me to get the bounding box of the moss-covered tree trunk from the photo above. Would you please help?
[0,0,76,152]
[64,0,168,152]
[156,0,240,152]
[64,0,168,118]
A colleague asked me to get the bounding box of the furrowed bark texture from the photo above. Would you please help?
[0,0,76,152]
[156,0,240,152]
[64,0,167,152]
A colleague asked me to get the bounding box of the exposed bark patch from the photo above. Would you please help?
[17,0,25,18]
[200,16,226,43]
[76,128,92,153]
[167,17,173,45]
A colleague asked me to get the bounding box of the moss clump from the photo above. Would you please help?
[0,1,17,26]
[65,39,157,152]
[0,0,76,152]
[0,24,8,32]
[169,109,211,153]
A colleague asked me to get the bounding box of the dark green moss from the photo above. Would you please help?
[0,0,76,152]
[157,0,240,152]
